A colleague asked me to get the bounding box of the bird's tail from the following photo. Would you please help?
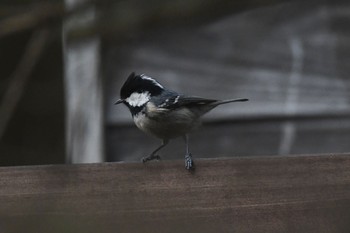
[216,98,249,106]
[196,98,248,116]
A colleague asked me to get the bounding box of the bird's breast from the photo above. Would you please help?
[132,104,200,139]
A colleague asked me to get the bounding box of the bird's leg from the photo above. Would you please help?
[184,134,195,170]
[142,139,169,163]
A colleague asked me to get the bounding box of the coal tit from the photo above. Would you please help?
[115,72,248,170]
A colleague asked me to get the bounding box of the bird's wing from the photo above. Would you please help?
[157,95,218,110]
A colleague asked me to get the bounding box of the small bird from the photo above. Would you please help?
[115,72,248,170]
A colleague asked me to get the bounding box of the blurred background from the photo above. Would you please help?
[0,0,349,166]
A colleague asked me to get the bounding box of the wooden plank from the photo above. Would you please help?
[0,154,350,233]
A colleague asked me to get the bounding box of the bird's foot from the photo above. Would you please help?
[142,154,161,163]
[185,153,195,171]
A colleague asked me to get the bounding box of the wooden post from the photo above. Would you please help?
[62,0,103,163]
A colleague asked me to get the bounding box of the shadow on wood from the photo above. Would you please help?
[0,154,350,233]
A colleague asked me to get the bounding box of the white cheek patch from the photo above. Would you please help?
[126,92,151,107]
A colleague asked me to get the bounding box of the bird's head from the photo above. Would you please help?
[115,72,164,115]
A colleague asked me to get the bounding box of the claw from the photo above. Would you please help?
[142,154,161,163]
[185,153,195,171]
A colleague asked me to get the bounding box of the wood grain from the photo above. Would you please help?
[0,154,350,233]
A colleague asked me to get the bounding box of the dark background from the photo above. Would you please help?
[1,0,349,166]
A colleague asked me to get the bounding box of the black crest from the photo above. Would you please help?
[120,72,164,99]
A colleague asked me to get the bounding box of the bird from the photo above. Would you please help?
[114,72,248,171]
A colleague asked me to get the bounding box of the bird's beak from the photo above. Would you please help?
[114,99,124,105]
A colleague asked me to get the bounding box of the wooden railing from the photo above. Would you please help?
[1,154,350,233]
